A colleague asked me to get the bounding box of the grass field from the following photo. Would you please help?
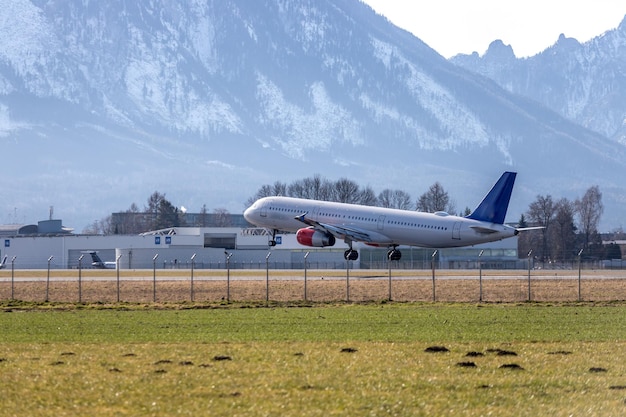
[1,302,626,416]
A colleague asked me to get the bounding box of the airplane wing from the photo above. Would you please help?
[295,213,392,244]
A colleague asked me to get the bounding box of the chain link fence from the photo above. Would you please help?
[1,267,625,303]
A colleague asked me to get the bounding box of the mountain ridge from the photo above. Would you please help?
[451,15,626,144]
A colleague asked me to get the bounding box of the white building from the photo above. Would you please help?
[1,223,519,269]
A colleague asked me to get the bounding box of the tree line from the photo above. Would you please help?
[519,185,618,264]
[249,175,617,263]
[85,176,620,264]
[246,174,459,213]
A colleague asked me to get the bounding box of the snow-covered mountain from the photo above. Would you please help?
[1,0,625,231]
[451,16,626,145]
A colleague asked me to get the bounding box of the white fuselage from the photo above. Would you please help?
[244,196,517,248]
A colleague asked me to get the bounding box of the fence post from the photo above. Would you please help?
[265,252,272,302]
[478,250,484,302]
[527,250,533,301]
[577,249,584,301]
[46,256,53,302]
[225,252,233,303]
[116,254,122,302]
[431,250,437,302]
[346,259,350,302]
[190,253,196,302]
[387,252,391,301]
[10,256,16,300]
[78,254,84,303]
[304,252,309,301]
[152,254,159,302]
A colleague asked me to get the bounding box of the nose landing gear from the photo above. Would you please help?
[269,229,278,246]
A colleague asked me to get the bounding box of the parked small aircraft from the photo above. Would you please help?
[244,172,535,261]
[84,251,117,269]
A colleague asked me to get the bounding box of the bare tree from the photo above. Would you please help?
[82,216,113,235]
[575,185,603,251]
[199,204,208,227]
[378,189,393,208]
[358,186,378,206]
[526,194,556,264]
[271,181,287,196]
[287,179,307,199]
[287,175,333,200]
[333,178,361,204]
[416,182,451,213]
[551,198,577,262]
[305,175,333,200]
[246,184,274,207]
[378,189,412,209]
[248,175,413,207]
[213,208,232,227]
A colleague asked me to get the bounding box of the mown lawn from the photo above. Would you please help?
[1,302,625,416]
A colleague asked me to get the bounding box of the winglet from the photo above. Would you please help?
[466,172,516,224]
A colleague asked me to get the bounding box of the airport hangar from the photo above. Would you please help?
[0,218,520,270]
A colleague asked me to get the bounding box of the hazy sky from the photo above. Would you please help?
[362,0,626,58]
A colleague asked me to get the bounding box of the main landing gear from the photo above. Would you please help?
[343,239,359,261]
[344,248,359,261]
[387,246,402,261]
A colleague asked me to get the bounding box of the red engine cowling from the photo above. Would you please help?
[296,227,336,247]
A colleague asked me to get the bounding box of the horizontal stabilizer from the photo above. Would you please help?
[470,226,499,234]
[516,226,545,232]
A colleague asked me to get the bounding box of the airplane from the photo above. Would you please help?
[244,171,535,261]
[0,255,7,269]
[84,251,117,269]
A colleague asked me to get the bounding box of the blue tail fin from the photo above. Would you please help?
[88,251,103,264]
[466,172,516,224]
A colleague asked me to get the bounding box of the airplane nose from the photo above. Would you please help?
[243,205,255,222]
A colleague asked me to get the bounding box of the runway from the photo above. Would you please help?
[2,268,625,282]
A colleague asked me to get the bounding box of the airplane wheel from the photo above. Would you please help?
[269,240,277,247]
[344,249,359,261]
[388,249,402,261]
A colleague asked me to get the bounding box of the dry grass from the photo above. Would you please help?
[1,269,626,303]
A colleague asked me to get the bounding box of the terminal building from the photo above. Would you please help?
[0,216,520,270]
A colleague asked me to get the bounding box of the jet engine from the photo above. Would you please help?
[296,227,336,247]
